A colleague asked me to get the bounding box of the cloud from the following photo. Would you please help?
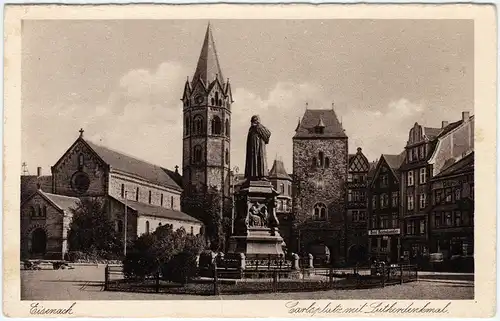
[22,62,188,174]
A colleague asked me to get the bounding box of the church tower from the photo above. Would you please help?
[182,23,233,205]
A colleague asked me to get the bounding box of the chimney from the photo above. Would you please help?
[462,111,470,121]
[441,121,449,128]
[37,167,42,177]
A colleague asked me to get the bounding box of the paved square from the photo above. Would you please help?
[21,266,474,301]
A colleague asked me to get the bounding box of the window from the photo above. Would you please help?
[360,191,366,202]
[225,149,229,165]
[380,193,389,208]
[312,157,317,168]
[146,221,150,234]
[380,216,389,228]
[359,211,366,221]
[455,188,461,201]
[190,226,194,235]
[420,220,426,235]
[435,190,443,205]
[348,190,352,202]
[185,117,190,136]
[313,203,327,220]
[408,150,413,162]
[211,116,222,135]
[78,153,84,167]
[161,194,164,207]
[288,185,291,196]
[445,188,452,203]
[136,187,139,201]
[371,216,377,229]
[318,152,324,167]
[391,214,398,228]
[193,145,203,164]
[419,145,425,159]
[348,174,353,182]
[325,157,330,168]
[352,210,359,222]
[42,206,47,217]
[419,193,426,209]
[30,206,36,217]
[225,119,230,136]
[407,195,414,210]
[171,196,174,209]
[454,211,462,226]
[406,221,416,235]
[117,220,123,233]
[372,196,377,209]
[434,213,441,228]
[193,115,204,135]
[380,175,388,187]
[280,183,285,194]
[148,191,152,204]
[121,184,125,198]
[391,192,399,208]
[419,168,427,184]
[444,212,452,226]
[407,171,414,186]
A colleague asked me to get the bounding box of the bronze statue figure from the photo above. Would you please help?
[244,115,271,180]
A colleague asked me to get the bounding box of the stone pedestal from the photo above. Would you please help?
[228,180,285,257]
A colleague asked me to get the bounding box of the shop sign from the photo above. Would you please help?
[368,228,401,236]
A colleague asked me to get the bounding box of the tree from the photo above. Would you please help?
[67,197,122,259]
[182,186,226,252]
[123,225,205,281]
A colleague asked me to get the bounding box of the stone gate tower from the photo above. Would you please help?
[292,106,348,263]
[182,24,233,207]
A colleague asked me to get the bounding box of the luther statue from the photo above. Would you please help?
[244,115,271,180]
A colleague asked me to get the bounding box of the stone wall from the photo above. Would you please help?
[52,141,107,197]
[21,194,67,259]
[108,172,181,211]
[136,215,203,236]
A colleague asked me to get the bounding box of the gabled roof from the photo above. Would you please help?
[432,152,474,180]
[21,175,52,203]
[84,139,182,191]
[192,23,224,88]
[118,198,202,224]
[383,151,406,172]
[437,120,463,138]
[423,127,441,140]
[22,189,80,214]
[269,158,292,181]
[294,109,347,139]
[367,161,378,179]
[349,147,370,172]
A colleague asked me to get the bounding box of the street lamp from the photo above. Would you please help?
[231,166,239,235]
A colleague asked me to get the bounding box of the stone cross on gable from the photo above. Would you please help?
[79,128,84,138]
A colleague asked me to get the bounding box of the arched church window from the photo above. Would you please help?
[193,115,204,135]
[225,119,230,136]
[185,117,190,136]
[225,148,229,165]
[30,206,36,217]
[211,98,215,105]
[211,116,222,135]
[318,151,324,167]
[42,206,47,217]
[78,154,84,167]
[313,203,327,221]
[37,205,42,217]
[219,99,222,106]
[325,157,330,168]
[215,92,219,105]
[194,145,203,164]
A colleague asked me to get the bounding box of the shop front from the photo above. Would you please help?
[368,228,401,263]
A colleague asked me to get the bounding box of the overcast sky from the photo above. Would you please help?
[22,19,473,175]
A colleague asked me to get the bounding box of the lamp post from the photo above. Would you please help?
[124,191,128,257]
[231,166,239,235]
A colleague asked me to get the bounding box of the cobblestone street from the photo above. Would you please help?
[21,266,474,301]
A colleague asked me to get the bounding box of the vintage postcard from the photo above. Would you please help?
[3,3,497,318]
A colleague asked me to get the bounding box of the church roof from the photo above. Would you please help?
[192,23,224,88]
[383,151,406,172]
[269,158,292,180]
[84,140,182,191]
[22,189,80,214]
[294,109,347,139]
[121,199,202,224]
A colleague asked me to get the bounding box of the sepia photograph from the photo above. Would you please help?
[3,3,496,318]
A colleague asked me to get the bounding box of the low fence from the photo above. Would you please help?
[104,263,418,296]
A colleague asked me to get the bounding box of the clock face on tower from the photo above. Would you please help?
[196,95,204,104]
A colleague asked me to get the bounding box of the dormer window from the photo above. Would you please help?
[314,117,325,134]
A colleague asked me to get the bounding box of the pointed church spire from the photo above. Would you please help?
[192,23,224,87]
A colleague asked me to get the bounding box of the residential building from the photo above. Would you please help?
[268,158,293,250]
